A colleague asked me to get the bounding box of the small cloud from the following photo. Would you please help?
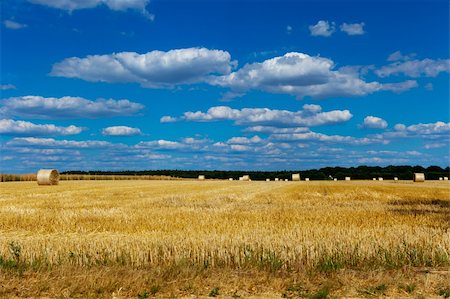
[424,83,433,91]
[424,142,446,149]
[0,84,16,90]
[0,119,84,136]
[286,25,293,34]
[387,51,416,62]
[160,116,177,123]
[340,22,365,35]
[3,20,27,29]
[309,20,335,37]
[102,126,142,136]
[359,116,388,129]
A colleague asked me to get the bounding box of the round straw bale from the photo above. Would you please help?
[394,177,398,181]
[37,169,59,185]
[444,177,449,181]
[292,173,300,181]
[378,177,383,181]
[345,177,351,181]
[198,175,205,180]
[305,178,310,181]
[242,175,250,181]
[413,173,425,182]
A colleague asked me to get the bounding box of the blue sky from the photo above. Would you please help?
[1,0,449,172]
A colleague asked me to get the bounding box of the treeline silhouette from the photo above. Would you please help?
[63,165,449,180]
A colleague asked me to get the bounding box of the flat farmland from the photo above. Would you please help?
[0,180,449,298]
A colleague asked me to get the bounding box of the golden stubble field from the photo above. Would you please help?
[0,180,449,298]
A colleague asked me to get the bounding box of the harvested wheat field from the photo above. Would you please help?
[0,180,449,298]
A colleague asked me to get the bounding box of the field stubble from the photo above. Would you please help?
[0,180,449,298]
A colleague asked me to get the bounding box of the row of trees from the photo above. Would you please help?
[63,165,449,180]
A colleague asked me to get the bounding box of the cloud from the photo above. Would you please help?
[286,25,293,34]
[387,51,416,62]
[0,119,83,136]
[359,116,388,129]
[270,131,386,145]
[340,22,365,35]
[0,84,16,90]
[375,58,450,77]
[227,136,263,144]
[51,48,235,88]
[160,116,177,123]
[102,126,142,136]
[424,142,446,149]
[394,121,450,137]
[380,80,418,93]
[28,0,154,20]
[373,121,450,142]
[309,20,335,37]
[7,137,119,149]
[162,104,353,127]
[136,140,186,150]
[209,52,390,99]
[3,20,27,29]
[0,95,144,119]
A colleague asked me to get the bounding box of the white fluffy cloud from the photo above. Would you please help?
[51,48,235,88]
[0,84,16,90]
[387,51,416,62]
[376,58,450,77]
[309,20,335,37]
[3,20,27,29]
[394,121,450,137]
[340,22,365,35]
[359,116,388,129]
[102,126,142,136]
[209,52,393,99]
[0,119,83,136]
[7,137,119,149]
[0,95,144,119]
[28,0,154,19]
[270,131,386,145]
[162,104,353,127]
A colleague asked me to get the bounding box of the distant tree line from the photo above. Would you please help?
[62,165,449,180]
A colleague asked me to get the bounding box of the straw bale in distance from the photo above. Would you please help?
[198,175,205,180]
[378,177,383,181]
[242,175,250,181]
[444,177,449,181]
[345,177,351,181]
[305,178,310,181]
[413,173,425,182]
[394,177,398,181]
[37,169,59,185]
[292,173,300,181]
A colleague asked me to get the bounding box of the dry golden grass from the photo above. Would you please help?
[0,180,449,298]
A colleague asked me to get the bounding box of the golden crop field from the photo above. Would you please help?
[0,180,449,298]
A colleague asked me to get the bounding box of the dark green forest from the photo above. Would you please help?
[63,165,449,180]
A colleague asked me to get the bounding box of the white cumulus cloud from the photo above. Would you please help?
[0,119,83,136]
[340,22,365,35]
[162,104,353,127]
[0,95,144,119]
[3,20,27,29]
[0,84,16,90]
[7,137,120,149]
[359,116,388,129]
[102,126,142,136]
[309,20,335,37]
[376,58,450,77]
[28,0,154,19]
[51,48,235,88]
[208,52,390,99]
